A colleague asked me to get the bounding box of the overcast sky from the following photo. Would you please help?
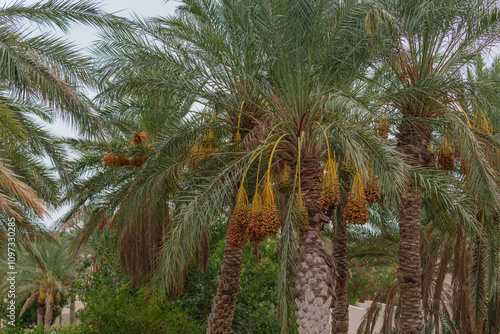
[29,0,180,137]
[12,0,181,226]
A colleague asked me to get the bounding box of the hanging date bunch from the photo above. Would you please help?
[343,171,369,225]
[473,109,492,135]
[200,113,218,155]
[363,166,380,204]
[131,131,152,145]
[296,192,309,231]
[200,128,216,155]
[277,163,291,194]
[340,151,356,176]
[129,132,155,168]
[103,132,155,168]
[233,104,244,151]
[472,109,497,165]
[247,180,280,243]
[319,153,340,208]
[227,185,250,248]
[103,152,130,167]
[437,133,454,171]
[374,117,390,139]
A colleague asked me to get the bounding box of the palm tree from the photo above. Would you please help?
[87,5,271,332]
[81,2,405,334]
[0,0,126,249]
[139,1,407,333]
[367,0,500,331]
[0,235,81,331]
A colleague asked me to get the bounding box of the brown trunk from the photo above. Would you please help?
[70,298,76,324]
[44,301,55,331]
[331,179,351,334]
[37,302,44,327]
[206,244,243,334]
[396,120,433,334]
[295,156,336,334]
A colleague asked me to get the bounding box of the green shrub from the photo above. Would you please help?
[74,232,203,334]
[348,266,393,305]
[0,324,90,334]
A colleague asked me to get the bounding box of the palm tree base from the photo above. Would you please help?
[295,227,336,334]
[206,244,243,334]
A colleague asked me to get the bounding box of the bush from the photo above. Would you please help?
[0,324,90,334]
[74,232,203,334]
[77,285,202,334]
[348,266,393,305]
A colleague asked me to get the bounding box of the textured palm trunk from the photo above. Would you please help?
[70,298,76,324]
[295,155,336,334]
[37,302,44,327]
[44,301,55,331]
[206,244,243,334]
[396,119,433,334]
[331,180,351,334]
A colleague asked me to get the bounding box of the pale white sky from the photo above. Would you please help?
[34,0,180,138]
[11,0,181,227]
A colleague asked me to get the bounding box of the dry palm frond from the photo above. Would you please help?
[0,160,47,218]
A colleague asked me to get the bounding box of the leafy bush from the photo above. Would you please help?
[0,324,89,334]
[74,232,203,334]
[0,298,65,329]
[348,266,393,305]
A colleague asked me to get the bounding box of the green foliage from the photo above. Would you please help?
[0,297,65,329]
[178,227,281,334]
[77,286,202,334]
[75,232,203,334]
[347,266,393,305]
[0,324,88,334]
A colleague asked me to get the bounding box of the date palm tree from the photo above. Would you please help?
[81,2,405,334]
[0,235,81,331]
[138,1,406,333]
[0,0,125,249]
[367,0,500,332]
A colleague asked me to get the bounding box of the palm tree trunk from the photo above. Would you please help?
[331,179,351,334]
[398,185,424,334]
[44,302,55,332]
[70,298,76,324]
[396,120,433,334]
[206,244,243,334]
[37,302,44,327]
[295,155,336,334]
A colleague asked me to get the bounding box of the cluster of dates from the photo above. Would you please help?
[374,119,390,139]
[227,183,280,248]
[343,172,380,225]
[103,132,154,168]
[319,157,340,208]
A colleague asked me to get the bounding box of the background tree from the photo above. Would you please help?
[0,235,80,331]
[0,0,125,250]
[367,0,500,332]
